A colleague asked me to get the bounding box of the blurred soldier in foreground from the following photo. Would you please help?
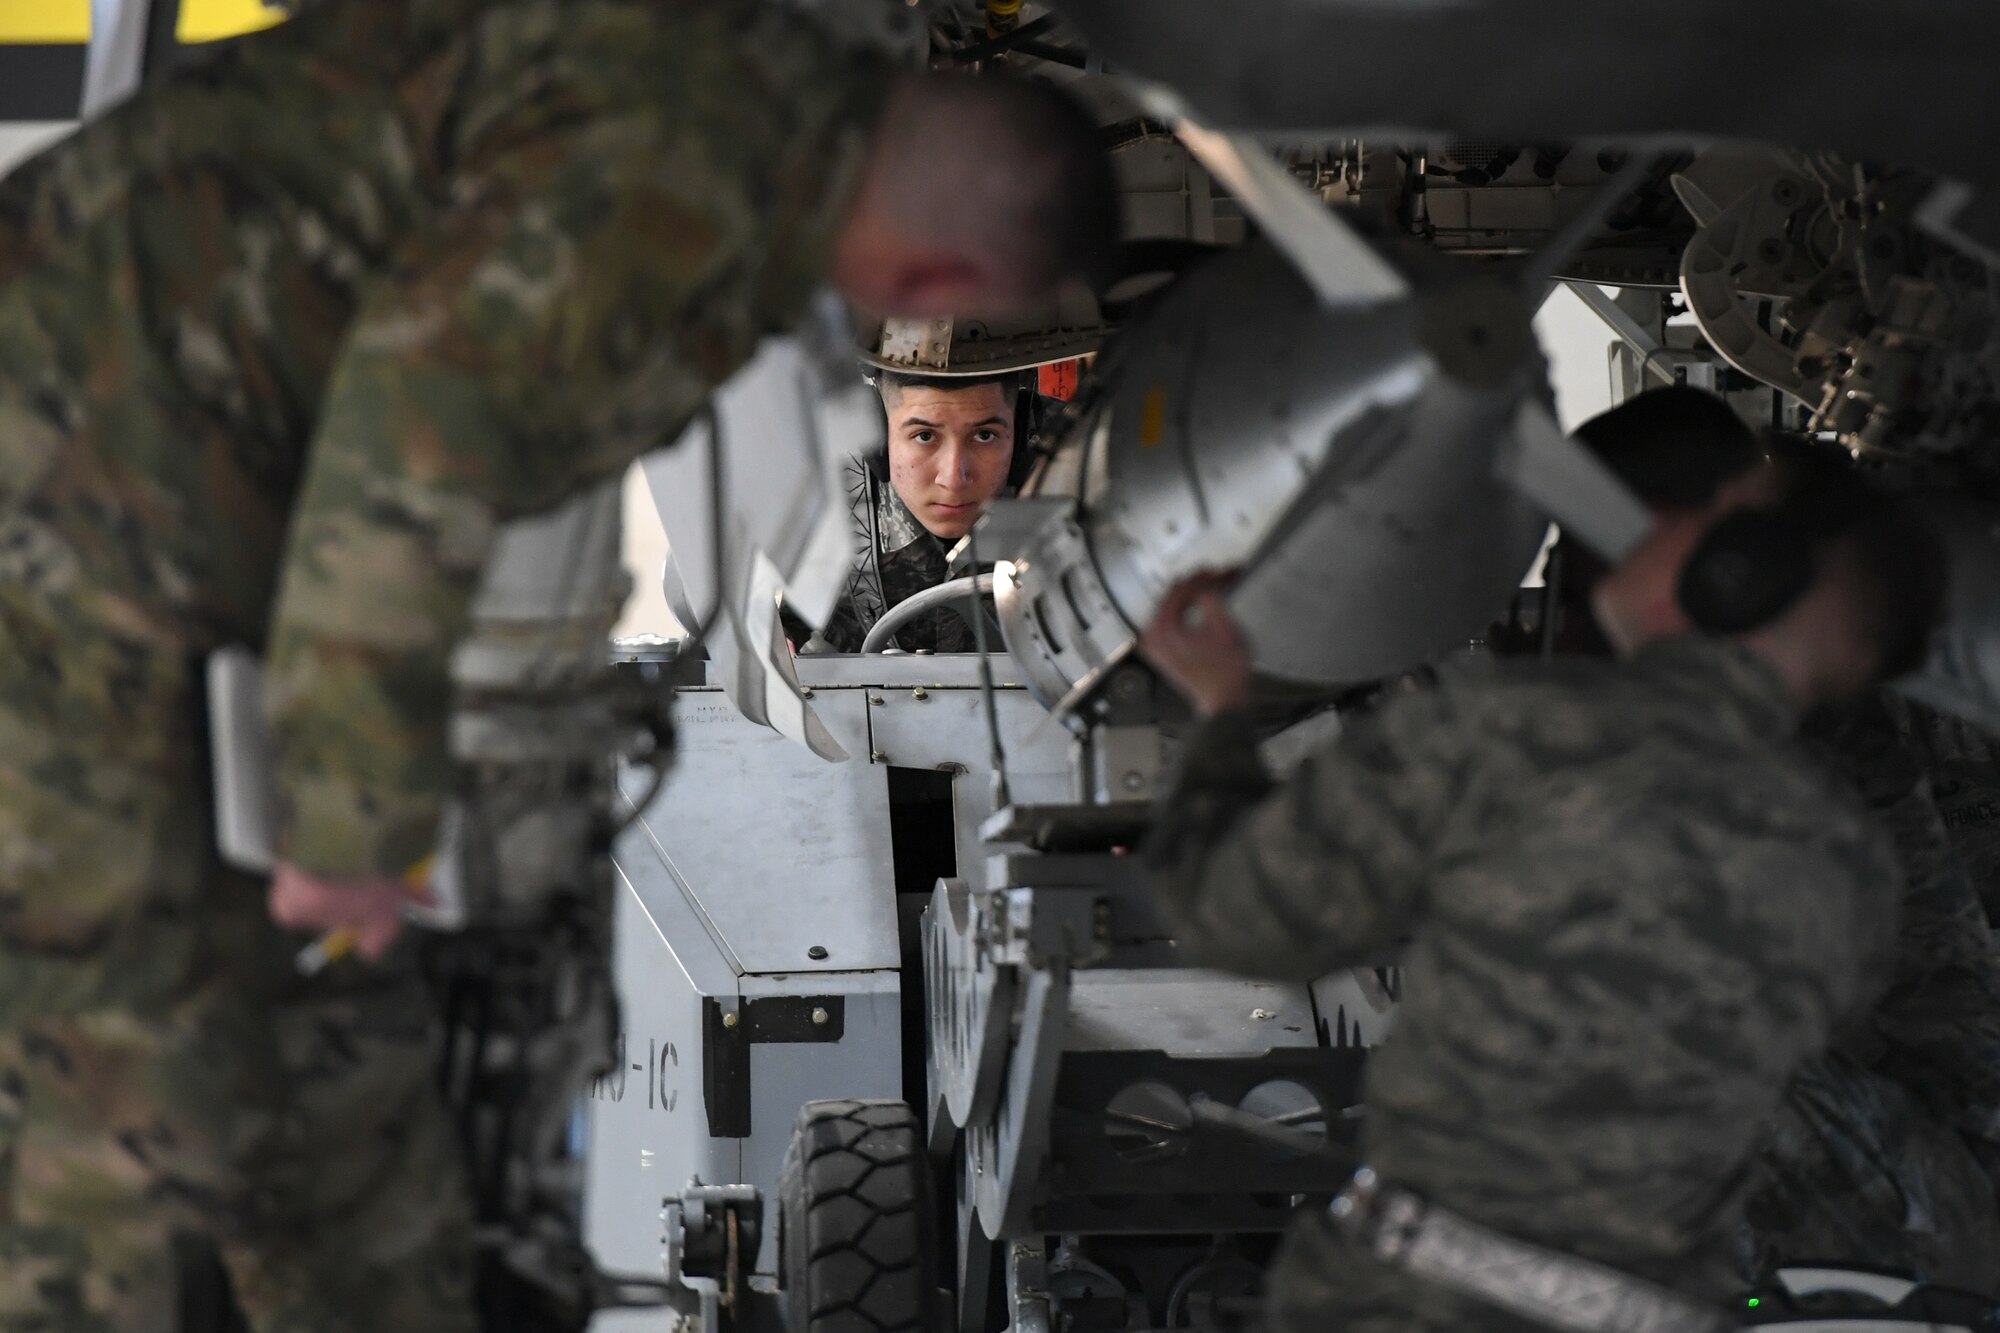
[1543,390,2000,1291]
[801,368,1029,652]
[1140,453,1945,1332]
[0,0,1115,1327]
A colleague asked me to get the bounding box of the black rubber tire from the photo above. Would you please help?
[779,1099,940,1333]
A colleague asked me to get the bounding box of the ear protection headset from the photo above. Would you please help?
[861,367,1049,494]
[1675,463,1873,634]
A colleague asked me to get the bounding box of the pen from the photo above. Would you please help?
[294,854,436,976]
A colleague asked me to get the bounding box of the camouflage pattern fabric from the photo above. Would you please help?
[0,0,885,1325]
[1885,695,2000,926]
[0,940,472,1332]
[803,459,987,654]
[1740,696,2000,1291]
[1144,635,1899,1332]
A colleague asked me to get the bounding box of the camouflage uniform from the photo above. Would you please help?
[1144,635,1898,1333]
[802,458,986,654]
[1742,697,2000,1291]
[1886,695,2000,926]
[0,1,884,1326]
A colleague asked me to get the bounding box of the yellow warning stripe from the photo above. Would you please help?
[0,1,89,43]
[179,0,288,44]
[0,0,289,46]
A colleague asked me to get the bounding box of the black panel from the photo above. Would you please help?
[1035,1048,1367,1234]
[0,45,85,121]
[703,1000,751,1139]
[144,0,186,81]
[702,996,848,1140]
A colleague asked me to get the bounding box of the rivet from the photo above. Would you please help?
[808,945,830,960]
[869,695,886,705]
[870,750,888,763]
[801,687,814,699]
[721,1011,739,1029]
[912,687,929,700]
[811,1007,830,1025]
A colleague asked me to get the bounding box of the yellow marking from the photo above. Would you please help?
[293,854,436,976]
[178,0,288,44]
[0,0,289,45]
[0,1,90,43]
[1138,386,1168,448]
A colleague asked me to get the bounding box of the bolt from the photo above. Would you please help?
[811,1006,830,1026]
[869,695,886,706]
[1251,1008,1276,1021]
[870,750,888,764]
[800,687,814,699]
[808,945,829,961]
[721,1011,739,1029]
[912,687,929,700]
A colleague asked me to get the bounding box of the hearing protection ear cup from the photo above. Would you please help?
[1675,508,1819,634]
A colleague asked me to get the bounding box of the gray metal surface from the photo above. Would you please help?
[790,654,1029,690]
[585,854,903,1329]
[454,478,629,694]
[736,970,902,1268]
[622,656,1081,979]
[631,686,895,974]
[585,862,741,1333]
[1154,112,1410,309]
[644,294,884,758]
[1495,402,1650,563]
[1065,971,1317,1055]
[866,683,1076,859]
[999,238,1549,695]
[1313,969,1401,1050]
[1052,0,2000,187]
[82,0,148,118]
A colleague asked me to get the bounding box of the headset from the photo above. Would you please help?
[859,365,1051,493]
[1675,459,1875,634]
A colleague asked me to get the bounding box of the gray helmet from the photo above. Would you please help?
[857,284,1111,376]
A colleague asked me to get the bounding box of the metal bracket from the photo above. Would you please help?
[701,995,847,1138]
[987,887,1112,970]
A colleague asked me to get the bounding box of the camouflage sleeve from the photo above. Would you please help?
[1809,699,2000,1145]
[266,12,887,877]
[1867,782,2000,1147]
[1143,685,1467,981]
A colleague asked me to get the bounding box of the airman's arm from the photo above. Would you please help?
[265,21,884,878]
[1143,687,1467,981]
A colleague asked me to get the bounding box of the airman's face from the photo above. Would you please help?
[884,381,1017,540]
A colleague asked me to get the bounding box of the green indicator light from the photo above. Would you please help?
[1747,1299,1760,1309]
